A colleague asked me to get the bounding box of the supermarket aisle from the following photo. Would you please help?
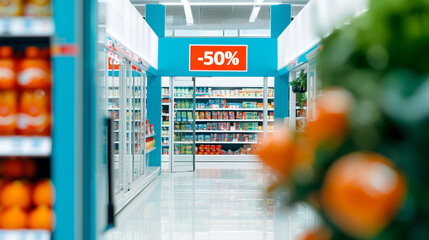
[104,169,319,240]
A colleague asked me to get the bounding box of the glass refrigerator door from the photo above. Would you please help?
[171,77,196,172]
[106,52,126,199]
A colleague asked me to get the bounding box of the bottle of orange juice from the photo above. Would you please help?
[0,0,23,17]
[17,89,51,136]
[0,91,17,135]
[24,0,51,17]
[17,46,51,89]
[0,46,17,90]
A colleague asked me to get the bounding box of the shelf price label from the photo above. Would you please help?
[190,45,248,72]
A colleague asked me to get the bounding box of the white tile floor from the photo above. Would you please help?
[104,168,320,240]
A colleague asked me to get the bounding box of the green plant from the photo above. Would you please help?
[296,93,307,108]
[259,0,429,239]
[290,70,307,92]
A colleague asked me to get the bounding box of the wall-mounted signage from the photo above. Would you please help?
[189,45,248,72]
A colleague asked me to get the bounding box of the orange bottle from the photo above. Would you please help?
[17,89,51,136]
[0,91,17,135]
[0,46,17,89]
[0,0,23,17]
[24,0,51,17]
[17,46,51,89]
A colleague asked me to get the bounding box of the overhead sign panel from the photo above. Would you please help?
[190,45,248,72]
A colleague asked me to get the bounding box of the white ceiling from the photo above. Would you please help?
[131,0,309,31]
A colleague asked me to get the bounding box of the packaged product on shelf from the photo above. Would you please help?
[17,89,51,136]
[24,0,51,16]
[229,111,235,120]
[0,46,17,89]
[18,47,51,89]
[0,91,17,135]
[205,111,211,120]
[222,111,228,120]
[207,122,212,130]
[212,111,218,120]
[258,112,263,120]
[0,0,23,16]
[187,111,193,121]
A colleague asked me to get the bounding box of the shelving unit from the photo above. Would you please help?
[161,83,171,158]
[0,8,56,236]
[166,77,275,165]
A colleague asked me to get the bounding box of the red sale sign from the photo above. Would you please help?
[189,45,248,72]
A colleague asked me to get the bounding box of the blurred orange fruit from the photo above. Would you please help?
[256,128,296,178]
[33,179,54,207]
[301,228,331,240]
[0,206,28,229]
[28,205,55,231]
[0,181,31,209]
[321,152,406,239]
[304,88,352,149]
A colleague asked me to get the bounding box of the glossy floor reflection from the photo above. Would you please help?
[104,169,320,240]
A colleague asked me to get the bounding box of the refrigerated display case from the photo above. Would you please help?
[102,37,159,213]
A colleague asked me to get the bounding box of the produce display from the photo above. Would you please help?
[258,0,429,239]
[0,158,55,231]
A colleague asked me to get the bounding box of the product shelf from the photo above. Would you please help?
[175,130,263,133]
[175,141,257,144]
[0,230,50,240]
[162,103,170,106]
[0,137,51,157]
[175,108,264,111]
[175,96,274,99]
[0,17,54,37]
[146,147,156,154]
[195,119,263,122]
[145,133,156,139]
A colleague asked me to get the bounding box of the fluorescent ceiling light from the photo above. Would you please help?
[249,6,261,22]
[160,2,278,6]
[181,0,194,25]
[249,0,264,22]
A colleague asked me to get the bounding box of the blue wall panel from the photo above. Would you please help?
[147,75,162,167]
[146,5,165,38]
[271,5,291,38]
[159,38,277,77]
[275,74,290,122]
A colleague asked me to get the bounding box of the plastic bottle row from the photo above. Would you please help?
[0,46,52,90]
[0,89,51,136]
[0,0,51,17]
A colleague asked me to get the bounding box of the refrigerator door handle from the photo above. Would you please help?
[106,117,115,229]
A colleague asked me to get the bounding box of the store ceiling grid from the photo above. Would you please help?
[132,0,309,33]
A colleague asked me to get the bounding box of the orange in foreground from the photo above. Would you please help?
[28,205,55,231]
[256,129,295,178]
[33,179,55,207]
[0,181,31,209]
[321,152,406,239]
[301,228,331,240]
[0,206,27,229]
[304,88,352,149]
